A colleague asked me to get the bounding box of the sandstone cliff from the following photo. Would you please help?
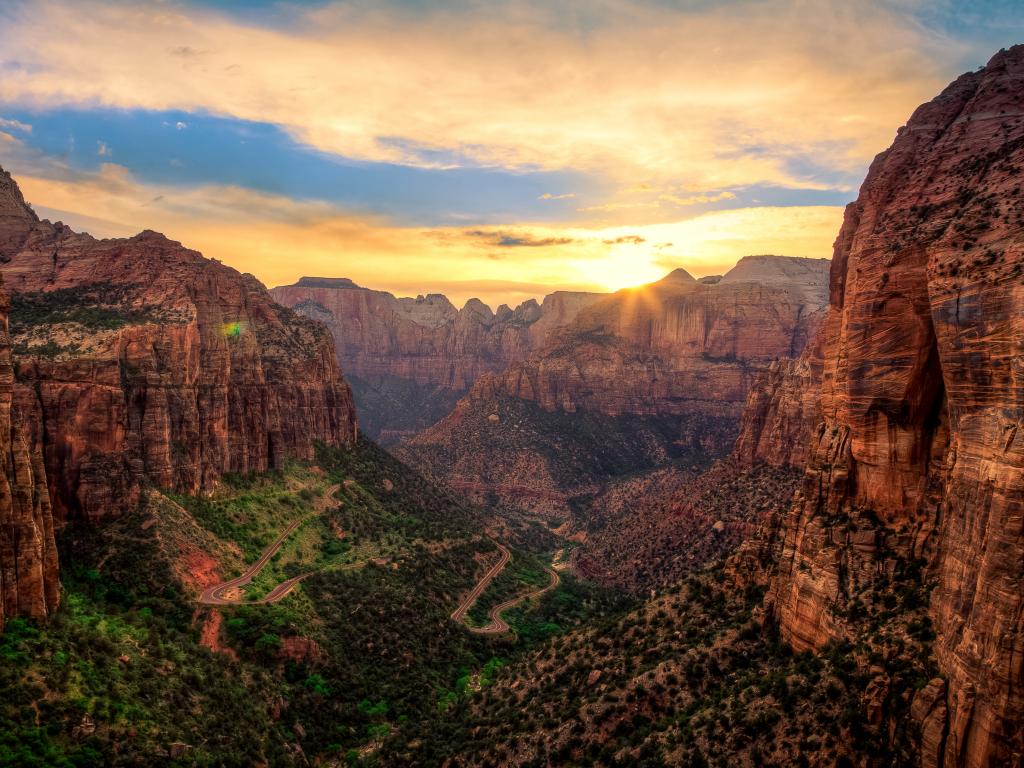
[752,45,1024,768]
[0,273,59,630]
[270,277,603,443]
[0,166,357,523]
[456,258,828,423]
[399,257,829,515]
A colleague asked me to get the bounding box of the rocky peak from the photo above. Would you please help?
[295,276,360,289]
[460,297,494,323]
[721,255,831,305]
[0,165,39,258]
[656,267,697,285]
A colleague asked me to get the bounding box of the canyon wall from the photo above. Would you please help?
[0,271,59,630]
[0,166,357,524]
[755,46,1024,768]
[271,277,603,443]
[459,258,828,425]
[399,257,829,516]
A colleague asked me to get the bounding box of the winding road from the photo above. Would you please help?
[451,541,561,635]
[450,542,511,624]
[198,484,341,606]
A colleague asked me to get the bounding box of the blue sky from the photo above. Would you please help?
[0,0,1020,305]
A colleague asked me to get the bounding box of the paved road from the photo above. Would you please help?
[451,540,561,635]
[450,542,511,623]
[198,484,340,606]
[469,566,560,635]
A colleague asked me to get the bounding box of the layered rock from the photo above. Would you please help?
[456,259,828,423]
[270,277,603,443]
[400,257,829,515]
[732,357,822,468]
[0,166,357,523]
[0,274,59,630]
[757,45,1024,768]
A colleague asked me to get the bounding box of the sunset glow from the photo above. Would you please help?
[1,0,1020,305]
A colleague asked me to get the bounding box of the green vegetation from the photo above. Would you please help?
[9,282,163,335]
[0,436,635,765]
[464,549,551,627]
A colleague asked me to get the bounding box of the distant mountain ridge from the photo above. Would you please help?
[397,254,830,517]
[271,277,605,443]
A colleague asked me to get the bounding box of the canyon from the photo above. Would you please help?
[0,36,1021,768]
[398,256,830,518]
[271,276,602,444]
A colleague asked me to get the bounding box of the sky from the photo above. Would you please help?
[0,0,1021,308]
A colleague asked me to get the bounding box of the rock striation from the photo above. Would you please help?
[270,277,602,443]
[0,165,357,523]
[400,257,830,514]
[272,277,602,390]
[750,46,1024,768]
[0,273,59,630]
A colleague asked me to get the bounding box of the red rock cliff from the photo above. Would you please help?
[0,166,357,522]
[464,258,829,427]
[270,276,603,391]
[0,271,59,630]
[398,257,829,516]
[759,46,1024,768]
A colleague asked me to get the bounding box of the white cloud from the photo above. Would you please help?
[0,117,32,133]
[96,141,111,156]
[0,0,965,192]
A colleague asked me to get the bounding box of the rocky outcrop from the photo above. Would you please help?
[458,259,829,426]
[270,277,603,443]
[732,357,822,468]
[0,274,59,630]
[758,46,1024,768]
[0,165,357,523]
[399,257,829,514]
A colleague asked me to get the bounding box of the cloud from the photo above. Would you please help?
[5,157,841,306]
[539,192,576,200]
[660,191,737,207]
[603,235,646,245]
[175,121,188,130]
[0,0,965,193]
[464,229,577,248]
[0,117,32,133]
[96,141,111,156]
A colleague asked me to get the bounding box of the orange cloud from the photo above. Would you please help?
[12,162,842,307]
[0,0,959,193]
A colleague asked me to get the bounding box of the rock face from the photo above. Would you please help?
[0,274,59,630]
[456,259,828,423]
[0,165,357,523]
[732,357,822,468]
[400,257,829,515]
[755,46,1024,768]
[270,277,603,443]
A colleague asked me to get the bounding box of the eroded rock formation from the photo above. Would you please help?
[399,257,829,514]
[0,273,59,630]
[270,277,602,443]
[0,165,357,523]
[755,45,1024,768]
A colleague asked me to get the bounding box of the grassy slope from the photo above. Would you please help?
[0,438,634,766]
